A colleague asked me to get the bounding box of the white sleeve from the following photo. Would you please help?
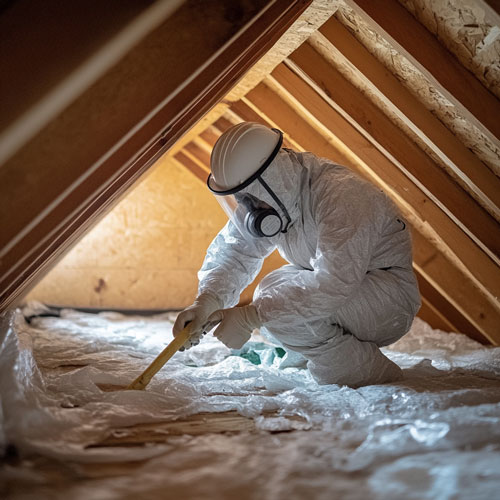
[198,221,275,308]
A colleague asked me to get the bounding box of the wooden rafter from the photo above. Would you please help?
[199,126,221,149]
[184,142,211,169]
[230,102,299,151]
[316,17,500,221]
[347,0,500,143]
[173,152,207,184]
[288,42,500,263]
[417,296,459,338]
[412,231,496,344]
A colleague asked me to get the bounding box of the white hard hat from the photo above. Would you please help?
[208,122,282,193]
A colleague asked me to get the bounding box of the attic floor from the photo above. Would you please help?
[1,306,500,499]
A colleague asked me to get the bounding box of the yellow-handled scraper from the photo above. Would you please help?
[127,324,192,390]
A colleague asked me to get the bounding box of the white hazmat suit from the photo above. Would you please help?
[176,127,421,387]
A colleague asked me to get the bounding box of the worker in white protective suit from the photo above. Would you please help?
[173,122,421,387]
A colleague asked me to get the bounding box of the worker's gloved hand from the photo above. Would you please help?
[207,304,261,349]
[173,294,222,351]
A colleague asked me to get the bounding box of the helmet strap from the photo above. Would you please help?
[257,177,292,233]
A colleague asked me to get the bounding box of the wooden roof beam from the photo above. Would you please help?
[212,116,239,135]
[230,100,271,125]
[184,142,211,169]
[230,101,300,151]
[347,0,500,144]
[417,298,459,338]
[199,126,221,149]
[287,43,500,264]
[174,151,208,184]
[412,231,495,344]
[315,17,500,221]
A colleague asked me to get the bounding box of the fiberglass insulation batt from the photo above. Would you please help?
[1,305,500,499]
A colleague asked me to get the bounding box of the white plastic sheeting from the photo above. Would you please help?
[1,304,500,499]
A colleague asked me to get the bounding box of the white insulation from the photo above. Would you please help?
[1,304,500,499]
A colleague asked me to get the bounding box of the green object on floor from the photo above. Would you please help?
[236,343,287,366]
[240,350,262,365]
[275,347,286,358]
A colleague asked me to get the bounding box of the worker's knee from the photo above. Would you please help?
[332,268,420,347]
[336,302,417,347]
[372,312,414,347]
